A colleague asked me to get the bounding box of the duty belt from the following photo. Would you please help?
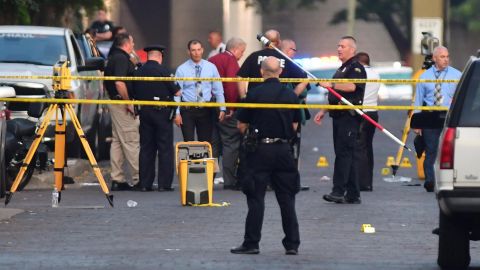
[110,94,123,100]
[259,138,289,144]
[140,105,169,110]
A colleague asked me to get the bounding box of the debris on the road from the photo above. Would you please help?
[320,176,331,181]
[383,176,412,183]
[127,200,138,208]
[80,183,100,186]
[312,147,319,152]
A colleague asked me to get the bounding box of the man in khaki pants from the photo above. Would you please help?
[103,33,140,191]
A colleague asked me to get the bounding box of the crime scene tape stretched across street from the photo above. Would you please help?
[0,97,448,111]
[0,75,460,84]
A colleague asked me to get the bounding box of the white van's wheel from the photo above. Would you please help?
[437,210,470,270]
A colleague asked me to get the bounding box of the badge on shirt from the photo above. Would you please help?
[354,68,361,73]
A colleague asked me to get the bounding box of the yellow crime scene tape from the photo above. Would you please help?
[0,75,453,111]
[0,97,448,111]
[0,75,460,84]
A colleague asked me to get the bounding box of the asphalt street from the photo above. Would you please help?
[0,101,479,270]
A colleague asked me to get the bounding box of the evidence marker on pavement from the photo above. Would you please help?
[385,156,395,167]
[400,157,413,168]
[316,156,329,167]
[361,224,376,234]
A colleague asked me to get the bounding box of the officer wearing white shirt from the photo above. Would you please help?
[207,30,226,58]
[354,52,380,191]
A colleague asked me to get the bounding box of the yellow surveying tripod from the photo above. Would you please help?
[5,57,113,207]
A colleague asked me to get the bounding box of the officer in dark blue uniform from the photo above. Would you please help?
[132,45,181,192]
[231,56,301,255]
[315,36,366,204]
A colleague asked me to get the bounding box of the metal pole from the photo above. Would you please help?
[347,0,357,36]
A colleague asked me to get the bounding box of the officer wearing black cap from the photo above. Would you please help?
[132,45,181,192]
[231,56,301,255]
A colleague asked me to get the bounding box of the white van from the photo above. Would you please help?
[435,56,480,269]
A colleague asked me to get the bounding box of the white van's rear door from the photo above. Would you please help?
[453,127,480,187]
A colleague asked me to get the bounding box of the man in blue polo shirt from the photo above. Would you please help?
[413,46,462,192]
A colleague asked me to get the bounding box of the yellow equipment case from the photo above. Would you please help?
[175,141,214,206]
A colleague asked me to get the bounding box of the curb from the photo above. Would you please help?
[25,159,93,190]
[0,208,23,221]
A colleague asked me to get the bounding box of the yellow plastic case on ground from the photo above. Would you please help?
[175,141,214,206]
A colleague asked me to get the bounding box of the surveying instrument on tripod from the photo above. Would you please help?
[390,32,438,179]
[5,56,114,207]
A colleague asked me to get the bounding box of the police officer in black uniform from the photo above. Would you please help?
[231,56,301,255]
[314,36,366,204]
[237,29,307,98]
[236,29,309,189]
[132,45,181,192]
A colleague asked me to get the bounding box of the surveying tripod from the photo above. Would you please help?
[5,57,113,207]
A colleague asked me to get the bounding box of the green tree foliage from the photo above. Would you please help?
[0,0,104,31]
[235,0,324,12]
[451,0,480,32]
[240,0,411,61]
[329,0,411,62]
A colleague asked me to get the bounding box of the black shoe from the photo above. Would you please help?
[132,183,143,191]
[323,193,345,203]
[224,185,242,190]
[285,249,298,255]
[345,197,362,204]
[424,182,434,192]
[137,186,153,192]
[158,187,175,192]
[111,181,132,191]
[300,185,310,191]
[360,186,372,192]
[230,245,259,255]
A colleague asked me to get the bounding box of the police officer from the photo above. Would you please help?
[104,33,139,191]
[314,36,366,204]
[231,56,301,255]
[132,45,181,192]
[237,29,308,98]
[236,29,308,186]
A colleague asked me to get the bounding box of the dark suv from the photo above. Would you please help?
[435,56,480,269]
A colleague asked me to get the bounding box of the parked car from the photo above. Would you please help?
[0,86,16,198]
[435,55,480,269]
[75,32,111,160]
[0,26,107,158]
